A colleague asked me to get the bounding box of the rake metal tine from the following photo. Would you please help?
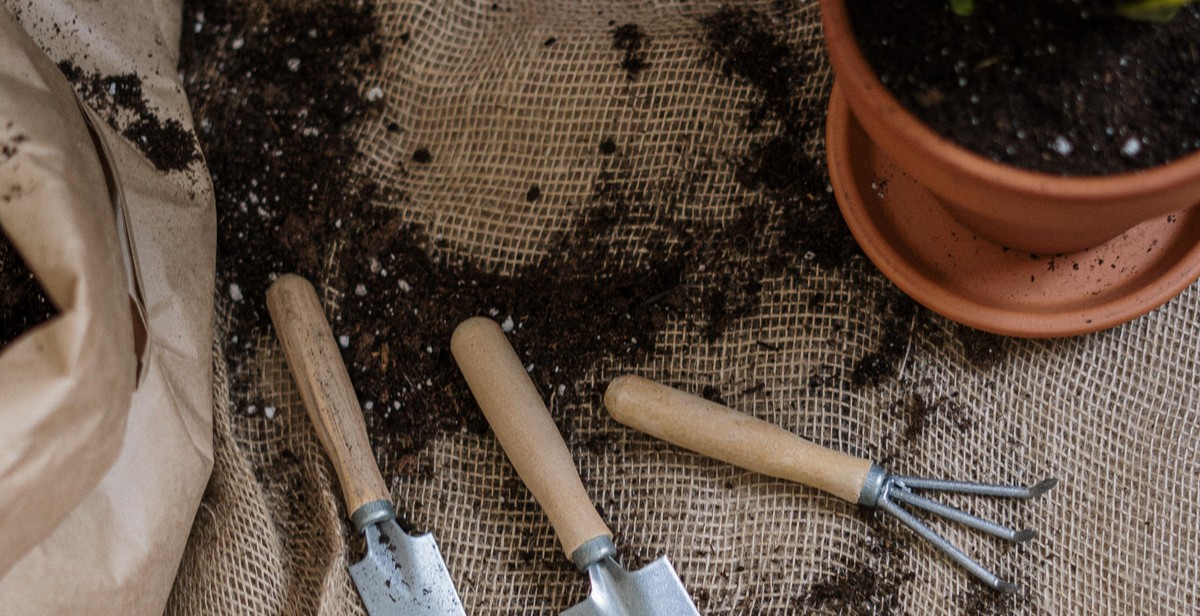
[894,476,1058,499]
[877,493,1018,592]
[888,487,1036,543]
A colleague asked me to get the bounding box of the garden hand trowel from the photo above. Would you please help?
[268,274,465,616]
[451,317,700,616]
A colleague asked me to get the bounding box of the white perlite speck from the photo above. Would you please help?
[287,58,300,72]
[264,406,276,419]
[366,86,384,102]
[355,284,368,296]
[398,279,412,292]
[231,37,244,50]
[1121,137,1142,157]
[501,316,515,332]
[1052,136,1074,156]
[229,283,243,302]
[338,335,350,348]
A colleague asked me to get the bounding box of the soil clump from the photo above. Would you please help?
[56,61,200,173]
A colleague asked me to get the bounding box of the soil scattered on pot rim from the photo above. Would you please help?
[0,227,56,349]
[56,61,200,173]
[847,0,1200,175]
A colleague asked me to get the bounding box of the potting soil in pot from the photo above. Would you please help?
[847,0,1200,175]
[166,1,1200,615]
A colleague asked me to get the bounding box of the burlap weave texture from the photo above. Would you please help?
[167,1,1200,614]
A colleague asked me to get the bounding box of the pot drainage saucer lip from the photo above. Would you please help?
[826,84,1200,338]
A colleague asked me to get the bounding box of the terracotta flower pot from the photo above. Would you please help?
[818,0,1200,337]
[820,0,1200,254]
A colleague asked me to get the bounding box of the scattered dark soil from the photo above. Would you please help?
[0,227,56,349]
[801,562,909,615]
[611,23,650,79]
[180,0,384,415]
[181,0,889,468]
[696,5,865,345]
[849,293,922,388]
[171,0,1039,607]
[956,326,1008,369]
[701,5,1013,381]
[848,0,1200,175]
[181,0,692,457]
[56,61,200,173]
[799,510,915,615]
[181,0,1012,478]
[960,583,1031,616]
[896,390,972,444]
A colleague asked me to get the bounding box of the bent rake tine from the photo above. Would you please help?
[888,487,1036,543]
[877,489,1019,592]
[894,476,1059,499]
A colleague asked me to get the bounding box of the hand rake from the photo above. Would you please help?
[605,374,1057,591]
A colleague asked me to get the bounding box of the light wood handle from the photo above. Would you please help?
[604,374,874,504]
[450,317,611,560]
[267,274,389,516]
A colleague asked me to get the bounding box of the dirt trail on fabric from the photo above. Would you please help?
[179,1,1018,613]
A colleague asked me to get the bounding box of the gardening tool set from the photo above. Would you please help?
[270,275,1056,614]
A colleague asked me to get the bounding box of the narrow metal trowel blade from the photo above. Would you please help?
[561,556,700,616]
[349,519,466,616]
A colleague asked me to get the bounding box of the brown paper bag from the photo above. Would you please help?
[0,1,215,613]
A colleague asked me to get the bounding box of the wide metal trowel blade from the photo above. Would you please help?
[562,556,700,616]
[349,519,466,616]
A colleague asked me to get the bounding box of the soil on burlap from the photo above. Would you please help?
[178,0,1021,612]
[848,0,1200,175]
[179,0,887,463]
[180,0,1003,472]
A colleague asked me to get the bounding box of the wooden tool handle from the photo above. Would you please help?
[451,317,611,560]
[604,375,874,504]
[267,274,389,516]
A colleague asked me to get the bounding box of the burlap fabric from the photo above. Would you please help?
[167,1,1199,614]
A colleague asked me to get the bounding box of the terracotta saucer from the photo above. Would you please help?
[825,84,1200,338]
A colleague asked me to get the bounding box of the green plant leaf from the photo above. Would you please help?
[1117,0,1193,22]
[949,0,975,16]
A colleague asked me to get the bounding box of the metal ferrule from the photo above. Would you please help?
[857,463,889,507]
[350,500,397,533]
[570,535,619,571]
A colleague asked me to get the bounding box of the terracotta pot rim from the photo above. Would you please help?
[819,0,1200,199]
[826,84,1200,338]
